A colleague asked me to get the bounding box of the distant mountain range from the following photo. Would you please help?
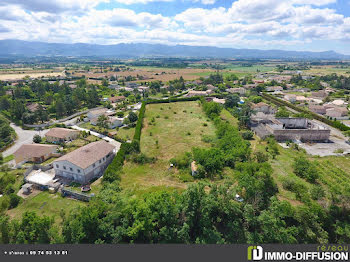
[0,40,348,60]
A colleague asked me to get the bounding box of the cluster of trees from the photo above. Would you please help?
[4,174,350,244]
[0,169,21,212]
[0,79,101,123]
[170,100,250,178]
[290,73,350,91]
[0,114,15,151]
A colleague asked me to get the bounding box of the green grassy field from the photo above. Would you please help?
[7,191,86,224]
[120,101,217,195]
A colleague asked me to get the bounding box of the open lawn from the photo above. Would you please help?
[7,191,86,224]
[120,101,216,195]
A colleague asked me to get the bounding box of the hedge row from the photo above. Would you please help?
[146,96,201,104]
[102,143,127,183]
[133,101,146,142]
[262,93,350,132]
[102,141,140,183]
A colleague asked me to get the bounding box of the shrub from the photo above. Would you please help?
[241,131,254,140]
[116,111,124,117]
[254,151,269,163]
[130,153,156,164]
[9,193,21,209]
[293,156,319,183]
[128,112,138,123]
[177,172,194,182]
[310,185,325,200]
[282,177,310,202]
[33,135,42,143]
[201,135,215,143]
[170,152,192,170]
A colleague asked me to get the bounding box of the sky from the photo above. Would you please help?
[0,0,349,54]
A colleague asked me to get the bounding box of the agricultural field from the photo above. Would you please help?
[74,67,218,82]
[120,101,217,195]
[308,65,350,76]
[0,72,64,81]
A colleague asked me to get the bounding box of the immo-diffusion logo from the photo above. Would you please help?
[247,246,263,261]
[247,245,349,261]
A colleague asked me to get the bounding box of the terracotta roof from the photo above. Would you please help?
[26,103,40,112]
[326,107,348,114]
[252,102,269,108]
[45,128,79,139]
[109,96,126,103]
[53,140,115,169]
[14,144,58,158]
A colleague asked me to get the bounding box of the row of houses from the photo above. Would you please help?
[14,128,80,165]
[309,104,348,119]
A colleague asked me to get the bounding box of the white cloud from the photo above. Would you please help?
[0,0,348,54]
[292,0,337,6]
[192,0,217,5]
[0,0,109,13]
[114,0,173,4]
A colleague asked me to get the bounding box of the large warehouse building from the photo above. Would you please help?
[251,117,331,142]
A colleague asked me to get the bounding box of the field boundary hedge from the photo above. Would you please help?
[262,92,350,132]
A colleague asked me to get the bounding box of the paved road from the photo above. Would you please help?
[3,124,49,157]
[71,125,121,150]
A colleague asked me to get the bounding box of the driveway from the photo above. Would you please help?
[3,124,49,157]
[71,125,121,150]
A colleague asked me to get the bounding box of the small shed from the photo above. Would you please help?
[21,183,33,195]
[191,161,198,176]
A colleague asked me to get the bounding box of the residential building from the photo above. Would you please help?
[87,108,114,120]
[138,86,149,92]
[26,103,40,113]
[326,107,348,118]
[332,99,346,107]
[251,102,273,114]
[108,116,124,128]
[126,82,139,89]
[186,90,213,97]
[213,98,226,104]
[45,128,79,143]
[206,84,217,91]
[284,94,296,103]
[53,140,116,184]
[14,144,58,165]
[311,90,327,99]
[109,96,126,103]
[296,96,309,102]
[266,86,283,92]
[309,105,326,115]
[227,88,246,95]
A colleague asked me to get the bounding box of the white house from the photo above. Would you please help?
[53,140,115,184]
